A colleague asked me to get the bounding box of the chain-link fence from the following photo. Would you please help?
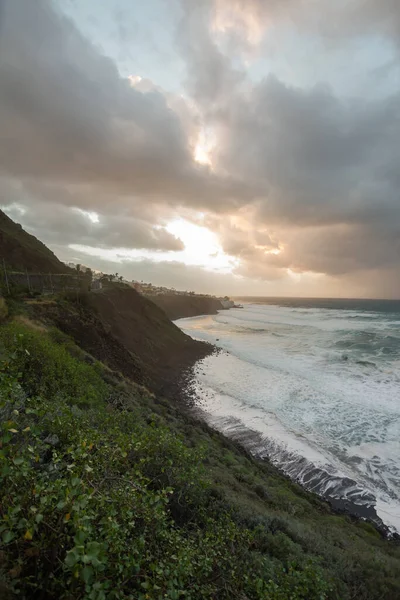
[0,261,92,296]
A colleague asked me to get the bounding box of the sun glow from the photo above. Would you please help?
[212,0,265,47]
[194,144,212,166]
[193,129,215,167]
[74,208,100,223]
[128,75,142,87]
[166,219,237,272]
[70,218,238,274]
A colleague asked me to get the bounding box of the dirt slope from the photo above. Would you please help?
[30,287,212,393]
[0,209,213,392]
[87,288,212,391]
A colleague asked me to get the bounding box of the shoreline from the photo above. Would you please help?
[176,356,400,541]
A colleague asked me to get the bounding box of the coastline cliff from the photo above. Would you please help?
[0,213,399,599]
[28,287,212,394]
[145,293,224,320]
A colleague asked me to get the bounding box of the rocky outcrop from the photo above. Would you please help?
[220,299,235,309]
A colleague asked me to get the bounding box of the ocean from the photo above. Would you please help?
[175,298,400,533]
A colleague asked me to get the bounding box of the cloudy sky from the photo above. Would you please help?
[0,0,400,297]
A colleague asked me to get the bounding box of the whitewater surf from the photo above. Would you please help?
[176,298,400,534]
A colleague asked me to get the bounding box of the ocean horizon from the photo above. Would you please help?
[234,296,400,308]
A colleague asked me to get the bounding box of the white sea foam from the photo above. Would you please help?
[176,302,400,532]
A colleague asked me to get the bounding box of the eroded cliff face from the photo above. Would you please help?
[29,287,212,394]
[146,294,223,320]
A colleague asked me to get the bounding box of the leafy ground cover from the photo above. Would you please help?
[0,319,399,599]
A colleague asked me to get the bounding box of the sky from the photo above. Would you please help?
[0,0,400,297]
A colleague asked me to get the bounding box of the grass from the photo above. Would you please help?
[0,319,399,599]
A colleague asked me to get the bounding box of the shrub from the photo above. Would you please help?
[1,319,400,600]
[0,324,332,600]
[0,321,108,407]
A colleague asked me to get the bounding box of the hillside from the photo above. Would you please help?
[0,213,400,599]
[1,310,400,599]
[147,293,223,320]
[28,288,212,394]
[0,209,70,273]
[0,210,212,392]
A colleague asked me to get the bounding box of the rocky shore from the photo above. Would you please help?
[176,355,400,541]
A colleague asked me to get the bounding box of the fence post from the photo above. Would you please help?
[2,259,10,295]
[49,272,54,294]
[26,269,31,293]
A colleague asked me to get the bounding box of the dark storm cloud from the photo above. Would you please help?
[0,0,251,210]
[216,75,400,228]
[283,224,400,276]
[177,0,400,288]
[330,0,400,42]
[178,1,244,107]
[1,0,400,295]
[2,198,183,253]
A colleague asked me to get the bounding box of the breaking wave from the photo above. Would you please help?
[176,299,400,533]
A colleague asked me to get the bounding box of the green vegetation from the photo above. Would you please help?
[0,298,8,322]
[0,322,108,408]
[0,320,400,599]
